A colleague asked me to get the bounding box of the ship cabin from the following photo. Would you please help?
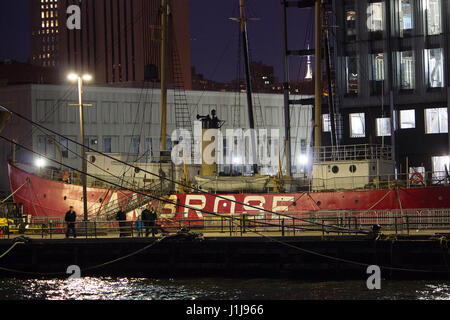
[311,144,395,191]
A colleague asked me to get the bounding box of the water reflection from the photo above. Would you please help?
[0,278,449,300]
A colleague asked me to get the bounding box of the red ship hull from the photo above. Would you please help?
[8,163,450,224]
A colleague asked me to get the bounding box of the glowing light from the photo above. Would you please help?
[82,74,92,82]
[298,154,309,166]
[35,158,46,168]
[67,73,78,81]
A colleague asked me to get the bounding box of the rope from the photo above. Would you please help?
[0,241,25,259]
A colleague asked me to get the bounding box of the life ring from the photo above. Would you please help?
[62,171,71,182]
[410,172,423,184]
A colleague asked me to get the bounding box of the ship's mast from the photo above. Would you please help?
[160,0,168,159]
[314,0,322,154]
[281,1,292,177]
[238,0,258,175]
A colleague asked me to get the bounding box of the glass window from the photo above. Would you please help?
[376,118,391,136]
[323,114,331,132]
[424,0,442,35]
[399,51,415,89]
[371,53,385,81]
[104,137,112,153]
[349,113,366,138]
[432,155,450,183]
[424,48,444,88]
[132,137,140,154]
[38,136,47,154]
[400,109,416,129]
[60,138,69,158]
[367,2,384,32]
[145,138,152,161]
[345,6,357,40]
[345,56,358,94]
[399,0,413,36]
[425,108,448,134]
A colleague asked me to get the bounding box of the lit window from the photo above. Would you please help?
[345,56,358,94]
[400,109,416,129]
[399,0,413,36]
[376,118,391,136]
[367,2,384,32]
[424,0,442,35]
[425,108,448,134]
[349,113,366,138]
[345,6,357,39]
[424,48,444,88]
[432,155,450,183]
[399,51,415,89]
[323,114,331,132]
[371,53,385,81]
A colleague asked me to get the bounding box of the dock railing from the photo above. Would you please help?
[1,208,450,239]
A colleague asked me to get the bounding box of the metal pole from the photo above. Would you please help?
[281,0,292,177]
[160,0,168,158]
[314,0,322,154]
[78,77,88,222]
[239,0,258,175]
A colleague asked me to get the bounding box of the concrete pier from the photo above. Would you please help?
[0,231,449,280]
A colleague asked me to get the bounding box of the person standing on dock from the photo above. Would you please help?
[65,206,76,239]
[135,215,143,237]
[116,207,127,237]
[149,207,158,237]
[141,206,151,237]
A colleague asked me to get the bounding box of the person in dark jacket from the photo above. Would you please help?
[65,206,77,238]
[149,207,158,237]
[141,207,152,237]
[116,207,127,237]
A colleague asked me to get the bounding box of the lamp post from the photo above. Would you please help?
[68,73,92,222]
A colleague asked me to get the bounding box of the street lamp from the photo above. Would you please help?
[67,73,92,222]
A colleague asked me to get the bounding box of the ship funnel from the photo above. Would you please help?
[0,106,11,134]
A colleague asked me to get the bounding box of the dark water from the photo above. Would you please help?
[0,277,449,300]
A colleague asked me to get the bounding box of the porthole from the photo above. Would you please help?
[64,196,67,201]
[332,166,339,174]
[349,165,357,173]
[317,201,322,207]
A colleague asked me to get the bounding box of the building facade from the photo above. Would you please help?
[331,0,450,178]
[0,84,313,193]
[30,0,192,89]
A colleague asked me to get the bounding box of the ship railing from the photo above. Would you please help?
[15,162,172,191]
[302,170,450,191]
[313,144,393,163]
[2,208,450,239]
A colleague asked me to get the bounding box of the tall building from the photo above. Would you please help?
[29,0,192,89]
[329,0,450,178]
[30,0,60,68]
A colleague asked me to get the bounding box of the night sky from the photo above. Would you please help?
[0,0,311,83]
